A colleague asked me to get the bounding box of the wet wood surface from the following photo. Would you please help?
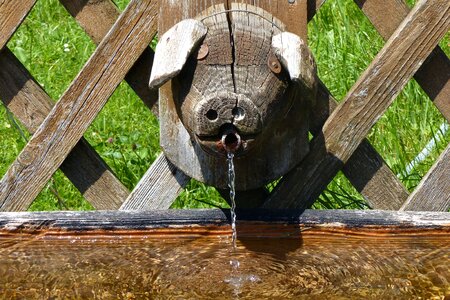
[264,0,450,209]
[0,209,448,237]
[0,0,158,211]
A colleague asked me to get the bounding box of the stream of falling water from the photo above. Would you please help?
[227,151,237,249]
[225,152,260,298]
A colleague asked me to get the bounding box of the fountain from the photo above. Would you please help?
[0,1,448,299]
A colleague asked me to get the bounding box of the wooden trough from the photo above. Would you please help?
[0,0,450,299]
[0,0,448,211]
[1,209,449,298]
[0,0,449,296]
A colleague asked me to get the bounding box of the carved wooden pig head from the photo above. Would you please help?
[150,4,317,191]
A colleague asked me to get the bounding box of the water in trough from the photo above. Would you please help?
[0,233,448,299]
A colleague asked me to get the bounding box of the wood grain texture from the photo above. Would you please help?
[287,1,409,210]
[61,0,192,210]
[354,0,450,122]
[230,0,308,41]
[400,144,450,211]
[120,154,190,210]
[0,209,448,233]
[160,2,311,190]
[0,0,158,211]
[272,31,317,93]
[149,19,207,88]
[0,47,129,210]
[0,0,36,49]
[309,82,408,210]
[59,0,158,114]
[263,0,450,209]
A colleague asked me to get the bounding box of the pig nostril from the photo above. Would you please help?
[232,107,245,121]
[206,109,218,121]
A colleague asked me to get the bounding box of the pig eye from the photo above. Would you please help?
[206,109,218,121]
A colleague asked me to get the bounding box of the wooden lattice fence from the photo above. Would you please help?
[0,0,448,212]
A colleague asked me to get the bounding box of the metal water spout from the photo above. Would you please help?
[221,126,242,154]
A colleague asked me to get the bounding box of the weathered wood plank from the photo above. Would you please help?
[0,0,158,211]
[0,0,36,49]
[149,19,208,89]
[263,0,450,209]
[272,31,317,93]
[309,82,408,210]
[59,0,158,113]
[343,140,408,209]
[401,144,450,211]
[0,47,129,210]
[354,0,450,122]
[0,209,448,233]
[252,0,408,209]
[120,154,190,210]
[61,0,190,209]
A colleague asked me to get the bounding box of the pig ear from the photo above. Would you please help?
[149,19,207,89]
[271,32,317,94]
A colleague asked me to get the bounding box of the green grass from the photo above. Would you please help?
[1,0,449,211]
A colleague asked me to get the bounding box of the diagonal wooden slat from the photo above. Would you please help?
[120,154,190,210]
[0,0,158,211]
[354,0,450,123]
[263,0,450,210]
[306,0,449,209]
[0,0,37,49]
[60,0,407,210]
[310,82,408,209]
[400,143,450,211]
[58,0,193,209]
[0,47,129,209]
[59,0,159,114]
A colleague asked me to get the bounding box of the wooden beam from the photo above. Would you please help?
[0,0,36,49]
[354,0,450,122]
[62,0,407,210]
[0,209,448,234]
[309,81,408,210]
[263,0,450,209]
[60,0,191,209]
[0,48,129,210]
[0,0,158,211]
[120,154,190,210]
[401,144,450,211]
[59,0,158,114]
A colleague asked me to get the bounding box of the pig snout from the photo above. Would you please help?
[193,92,262,137]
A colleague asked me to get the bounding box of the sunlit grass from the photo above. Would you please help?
[1,0,448,211]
